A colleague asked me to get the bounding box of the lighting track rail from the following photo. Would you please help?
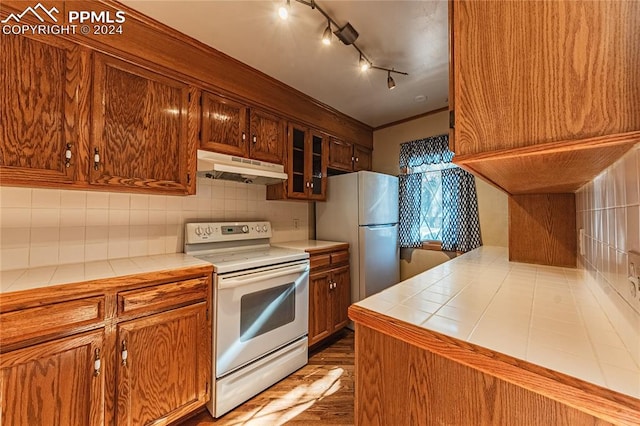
[280,0,408,89]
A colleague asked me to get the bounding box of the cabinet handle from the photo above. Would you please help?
[242,132,246,141]
[121,340,128,367]
[252,135,257,144]
[93,148,100,171]
[351,156,355,162]
[93,348,101,377]
[65,143,72,168]
[305,181,310,188]
[355,157,359,163]
[310,182,314,189]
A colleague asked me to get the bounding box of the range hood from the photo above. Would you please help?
[197,150,287,185]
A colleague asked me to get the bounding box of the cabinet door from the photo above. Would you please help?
[249,108,284,164]
[308,271,332,346]
[308,131,327,200]
[452,1,640,156]
[287,123,309,199]
[331,265,351,332]
[116,303,209,426]
[328,138,354,171]
[0,330,104,426]
[92,53,193,194]
[0,34,89,186]
[353,145,372,172]
[201,92,249,157]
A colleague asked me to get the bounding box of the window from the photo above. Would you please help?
[398,135,482,252]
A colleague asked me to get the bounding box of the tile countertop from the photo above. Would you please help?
[354,246,640,399]
[272,240,349,252]
[0,253,212,294]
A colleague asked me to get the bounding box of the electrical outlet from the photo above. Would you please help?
[579,228,585,256]
[293,218,300,230]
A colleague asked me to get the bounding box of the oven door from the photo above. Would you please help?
[216,260,309,378]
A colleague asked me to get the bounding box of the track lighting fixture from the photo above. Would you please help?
[278,0,290,20]
[359,55,370,72]
[387,71,396,90]
[322,20,332,45]
[284,0,408,89]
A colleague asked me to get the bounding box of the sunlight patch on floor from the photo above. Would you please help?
[229,367,344,425]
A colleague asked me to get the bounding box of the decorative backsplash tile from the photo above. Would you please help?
[576,143,640,365]
[0,178,309,270]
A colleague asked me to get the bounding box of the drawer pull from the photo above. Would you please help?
[93,348,101,376]
[121,340,128,367]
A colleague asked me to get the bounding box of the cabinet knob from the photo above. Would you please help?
[252,135,257,144]
[242,132,246,141]
[93,348,101,377]
[121,340,128,367]
[93,148,100,171]
[65,143,72,168]
[355,157,359,163]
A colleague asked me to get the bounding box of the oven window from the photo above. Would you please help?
[240,282,296,342]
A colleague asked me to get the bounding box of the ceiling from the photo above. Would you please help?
[120,0,449,128]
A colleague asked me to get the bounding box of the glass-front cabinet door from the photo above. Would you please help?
[286,122,327,200]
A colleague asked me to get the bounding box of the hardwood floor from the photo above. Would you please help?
[179,330,354,426]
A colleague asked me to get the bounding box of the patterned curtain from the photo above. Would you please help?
[398,134,482,252]
[441,168,482,252]
[399,135,453,170]
[398,173,423,247]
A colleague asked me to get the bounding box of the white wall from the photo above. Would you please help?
[0,179,310,270]
[373,111,509,279]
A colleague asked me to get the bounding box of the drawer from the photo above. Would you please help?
[309,254,331,270]
[0,296,105,351]
[330,250,349,265]
[118,277,208,317]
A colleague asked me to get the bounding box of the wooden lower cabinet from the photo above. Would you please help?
[0,268,212,426]
[307,245,351,347]
[0,330,105,426]
[116,303,209,425]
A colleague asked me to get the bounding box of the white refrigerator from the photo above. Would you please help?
[316,171,400,305]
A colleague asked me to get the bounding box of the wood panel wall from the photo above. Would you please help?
[508,193,577,267]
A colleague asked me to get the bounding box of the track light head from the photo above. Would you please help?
[278,0,290,20]
[359,55,370,72]
[387,71,396,90]
[322,21,332,45]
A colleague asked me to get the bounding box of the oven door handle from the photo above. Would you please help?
[218,263,309,289]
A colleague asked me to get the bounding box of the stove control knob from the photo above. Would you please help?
[242,225,249,233]
[195,226,203,236]
[205,226,213,235]
[262,225,268,232]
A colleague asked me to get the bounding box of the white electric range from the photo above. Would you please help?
[184,221,310,418]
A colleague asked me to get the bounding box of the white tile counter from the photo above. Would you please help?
[354,246,640,399]
[0,253,211,294]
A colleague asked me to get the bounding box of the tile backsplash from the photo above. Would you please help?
[576,143,640,362]
[0,178,309,270]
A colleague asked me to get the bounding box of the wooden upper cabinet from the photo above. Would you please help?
[328,138,354,171]
[0,34,90,186]
[91,53,194,194]
[249,108,284,164]
[116,303,209,425]
[328,138,372,172]
[201,92,249,157]
[0,330,105,426]
[353,145,372,172]
[451,1,640,156]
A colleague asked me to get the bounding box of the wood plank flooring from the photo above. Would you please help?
[179,330,354,426]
